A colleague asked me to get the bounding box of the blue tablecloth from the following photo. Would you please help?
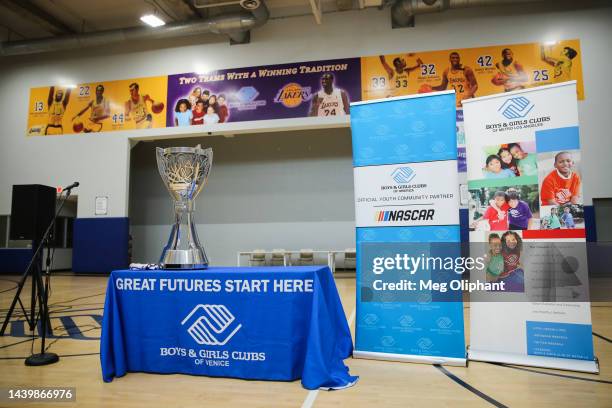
[100,266,357,390]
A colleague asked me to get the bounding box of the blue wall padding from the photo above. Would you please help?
[0,249,33,274]
[583,205,597,243]
[459,208,469,243]
[72,217,129,274]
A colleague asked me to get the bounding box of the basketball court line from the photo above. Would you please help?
[0,352,99,360]
[434,364,508,408]
[490,363,612,384]
[347,307,356,327]
[593,332,612,343]
[300,389,319,408]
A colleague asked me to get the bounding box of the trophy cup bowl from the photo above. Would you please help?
[156,145,212,269]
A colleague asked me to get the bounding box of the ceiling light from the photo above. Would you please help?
[140,14,165,27]
[57,82,77,89]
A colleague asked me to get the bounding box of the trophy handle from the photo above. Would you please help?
[192,148,213,198]
[156,147,175,197]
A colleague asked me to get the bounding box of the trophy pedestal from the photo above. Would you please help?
[159,211,209,269]
[160,249,208,269]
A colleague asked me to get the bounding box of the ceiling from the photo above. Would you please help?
[0,0,362,43]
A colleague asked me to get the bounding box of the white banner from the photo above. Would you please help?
[463,82,598,373]
[353,161,459,228]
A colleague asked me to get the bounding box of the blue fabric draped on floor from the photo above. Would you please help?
[100,266,358,390]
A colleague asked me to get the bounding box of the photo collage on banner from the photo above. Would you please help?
[166,59,360,127]
[463,82,596,372]
[27,76,168,136]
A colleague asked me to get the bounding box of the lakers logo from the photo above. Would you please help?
[274,83,312,108]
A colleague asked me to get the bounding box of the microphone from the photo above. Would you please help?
[63,182,80,191]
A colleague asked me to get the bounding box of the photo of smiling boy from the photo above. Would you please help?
[540,151,581,205]
[561,206,576,228]
[543,207,562,229]
[471,191,509,231]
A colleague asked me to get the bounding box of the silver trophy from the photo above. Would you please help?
[156,145,212,269]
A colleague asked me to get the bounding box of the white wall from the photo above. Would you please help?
[1,2,611,264]
[129,130,356,265]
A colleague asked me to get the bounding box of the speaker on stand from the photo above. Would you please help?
[1,183,78,366]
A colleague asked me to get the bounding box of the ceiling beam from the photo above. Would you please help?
[182,0,206,18]
[0,23,26,41]
[308,0,322,24]
[0,0,76,35]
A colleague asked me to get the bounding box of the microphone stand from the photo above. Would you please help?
[0,186,72,365]
[24,187,74,366]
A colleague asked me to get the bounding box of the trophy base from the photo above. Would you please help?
[160,249,209,270]
[163,263,208,269]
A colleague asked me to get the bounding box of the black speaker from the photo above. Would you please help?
[9,184,56,244]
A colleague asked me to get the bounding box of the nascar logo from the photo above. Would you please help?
[375,209,435,222]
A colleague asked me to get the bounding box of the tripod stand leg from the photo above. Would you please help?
[33,262,52,336]
[25,243,59,366]
[30,261,37,331]
[0,260,34,336]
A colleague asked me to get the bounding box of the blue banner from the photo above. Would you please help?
[100,266,358,389]
[350,92,466,365]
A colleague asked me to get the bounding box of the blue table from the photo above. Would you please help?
[100,266,357,390]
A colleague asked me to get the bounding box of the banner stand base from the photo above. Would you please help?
[354,350,467,367]
[468,348,599,374]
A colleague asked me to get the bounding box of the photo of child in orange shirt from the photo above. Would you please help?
[540,151,581,205]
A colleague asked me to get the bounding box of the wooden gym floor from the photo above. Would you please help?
[0,273,611,408]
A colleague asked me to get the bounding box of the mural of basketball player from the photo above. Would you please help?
[540,45,578,83]
[431,52,478,107]
[72,84,110,132]
[378,54,423,97]
[124,82,164,129]
[45,86,71,135]
[309,73,350,117]
[492,48,528,92]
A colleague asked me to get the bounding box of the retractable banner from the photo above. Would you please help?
[463,81,598,373]
[350,91,466,366]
